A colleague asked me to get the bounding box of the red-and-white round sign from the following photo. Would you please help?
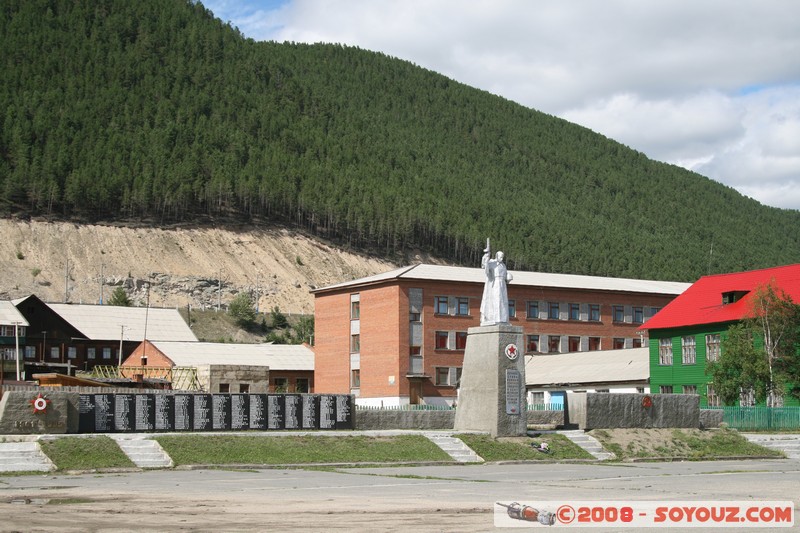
[504,343,519,360]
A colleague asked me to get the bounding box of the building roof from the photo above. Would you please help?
[45,303,198,342]
[0,301,29,327]
[640,263,800,331]
[312,264,690,296]
[525,348,649,387]
[145,341,314,371]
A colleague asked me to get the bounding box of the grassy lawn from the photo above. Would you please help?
[589,428,785,461]
[155,434,452,466]
[455,433,594,461]
[39,436,135,471]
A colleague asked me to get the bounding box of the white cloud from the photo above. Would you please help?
[206,0,800,210]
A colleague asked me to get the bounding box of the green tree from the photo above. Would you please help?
[708,283,800,406]
[270,306,288,329]
[228,292,256,328]
[108,286,132,307]
[292,314,314,345]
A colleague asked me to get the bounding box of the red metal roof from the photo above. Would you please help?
[642,263,800,331]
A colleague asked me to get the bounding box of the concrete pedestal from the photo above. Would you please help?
[453,324,527,437]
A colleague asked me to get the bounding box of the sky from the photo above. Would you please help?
[204,0,800,211]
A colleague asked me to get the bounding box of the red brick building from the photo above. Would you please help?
[312,264,690,407]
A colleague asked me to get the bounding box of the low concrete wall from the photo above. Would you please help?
[700,409,724,428]
[568,392,700,430]
[527,409,564,427]
[0,391,79,434]
[355,409,456,430]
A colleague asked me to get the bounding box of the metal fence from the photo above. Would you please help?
[710,406,800,430]
[527,402,563,411]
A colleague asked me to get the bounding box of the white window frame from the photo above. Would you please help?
[682,336,696,365]
[658,338,673,365]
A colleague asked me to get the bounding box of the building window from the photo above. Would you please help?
[435,331,449,350]
[548,302,560,320]
[350,370,360,389]
[508,300,516,318]
[350,334,360,353]
[455,331,467,350]
[239,383,250,393]
[409,312,421,322]
[456,297,469,316]
[595,389,610,393]
[612,305,625,323]
[526,301,539,319]
[568,336,580,352]
[589,304,601,322]
[410,346,421,356]
[274,377,289,393]
[613,338,625,350]
[434,367,462,387]
[683,384,697,395]
[50,346,60,359]
[548,336,560,353]
[682,336,696,365]
[739,388,755,407]
[350,299,360,320]
[526,335,539,353]
[219,383,230,393]
[633,307,644,324]
[705,334,720,362]
[102,347,111,360]
[434,296,449,315]
[295,378,309,393]
[87,347,96,360]
[632,337,643,348]
[67,347,77,359]
[529,391,544,405]
[588,337,601,351]
[706,384,720,407]
[636,387,645,394]
[569,303,580,320]
[658,338,673,365]
[659,385,673,394]
[24,346,35,359]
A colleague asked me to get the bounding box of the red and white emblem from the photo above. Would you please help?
[504,343,519,360]
[30,393,51,414]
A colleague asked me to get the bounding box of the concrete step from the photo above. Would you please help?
[742,434,800,459]
[110,436,173,468]
[424,433,483,463]
[0,441,55,472]
[557,430,616,460]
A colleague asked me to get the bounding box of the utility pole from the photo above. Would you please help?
[255,270,261,313]
[118,325,126,370]
[64,260,70,303]
[217,270,222,311]
[14,322,20,381]
[99,263,105,305]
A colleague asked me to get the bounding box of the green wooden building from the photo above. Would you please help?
[640,263,800,407]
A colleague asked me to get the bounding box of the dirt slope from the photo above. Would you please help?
[0,219,399,314]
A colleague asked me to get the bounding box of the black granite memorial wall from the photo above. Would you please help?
[77,393,355,433]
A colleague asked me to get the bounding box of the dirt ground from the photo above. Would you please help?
[0,219,403,314]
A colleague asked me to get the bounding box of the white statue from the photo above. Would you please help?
[480,238,513,325]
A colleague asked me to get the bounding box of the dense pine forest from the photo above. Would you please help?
[2,0,799,281]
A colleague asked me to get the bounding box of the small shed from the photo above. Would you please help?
[122,340,314,393]
[525,347,649,406]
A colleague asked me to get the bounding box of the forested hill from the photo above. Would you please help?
[2,0,799,282]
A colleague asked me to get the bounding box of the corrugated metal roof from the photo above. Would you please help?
[525,348,649,387]
[313,264,690,295]
[0,301,29,327]
[147,341,313,370]
[642,263,800,331]
[46,303,198,342]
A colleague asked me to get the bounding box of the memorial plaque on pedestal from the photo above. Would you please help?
[78,395,95,433]
[249,394,267,430]
[174,394,193,431]
[301,395,318,429]
[154,395,174,431]
[267,395,284,430]
[212,394,231,430]
[318,395,336,430]
[94,394,114,432]
[230,394,249,430]
[284,395,301,429]
[335,395,355,430]
[135,394,155,431]
[114,394,135,432]
[193,394,212,431]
